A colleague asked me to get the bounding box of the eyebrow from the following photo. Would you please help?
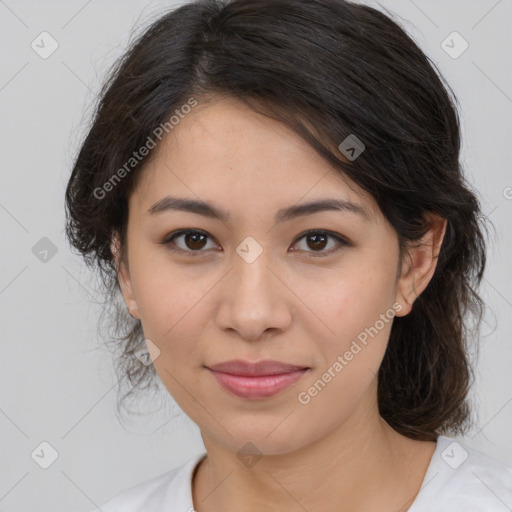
[147,195,372,223]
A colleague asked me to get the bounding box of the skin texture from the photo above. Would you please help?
[111,97,447,512]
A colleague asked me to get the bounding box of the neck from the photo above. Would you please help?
[192,384,436,512]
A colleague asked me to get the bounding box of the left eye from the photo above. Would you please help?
[160,229,348,256]
[291,231,348,256]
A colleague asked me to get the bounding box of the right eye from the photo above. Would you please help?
[160,229,221,254]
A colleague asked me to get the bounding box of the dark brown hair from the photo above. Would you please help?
[64,0,491,440]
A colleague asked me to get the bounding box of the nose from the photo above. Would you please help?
[215,246,292,341]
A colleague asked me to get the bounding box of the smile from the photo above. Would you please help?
[206,367,310,399]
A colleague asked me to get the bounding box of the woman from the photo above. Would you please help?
[65,0,512,510]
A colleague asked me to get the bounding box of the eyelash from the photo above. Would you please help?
[159,229,350,258]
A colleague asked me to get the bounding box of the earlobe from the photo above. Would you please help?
[110,232,141,320]
[394,213,447,317]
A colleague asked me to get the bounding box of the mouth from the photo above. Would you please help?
[205,359,310,399]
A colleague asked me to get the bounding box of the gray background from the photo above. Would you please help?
[1,0,511,510]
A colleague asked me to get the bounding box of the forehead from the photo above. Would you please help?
[131,97,382,225]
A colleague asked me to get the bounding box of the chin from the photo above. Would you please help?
[209,420,312,458]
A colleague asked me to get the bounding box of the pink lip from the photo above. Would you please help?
[206,359,310,399]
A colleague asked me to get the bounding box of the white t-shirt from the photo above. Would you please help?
[88,435,512,511]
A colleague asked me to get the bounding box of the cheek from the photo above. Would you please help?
[294,275,395,429]
[291,267,396,413]
[139,283,207,350]
[136,269,212,414]
[297,264,395,352]
[130,255,211,357]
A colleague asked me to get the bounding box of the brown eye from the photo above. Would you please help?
[306,233,328,251]
[291,230,348,256]
[161,230,218,253]
[161,229,348,257]
[183,231,208,250]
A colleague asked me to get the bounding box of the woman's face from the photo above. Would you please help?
[113,97,436,455]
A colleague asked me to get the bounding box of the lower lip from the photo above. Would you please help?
[207,368,309,399]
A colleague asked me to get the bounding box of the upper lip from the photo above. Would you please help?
[206,359,309,376]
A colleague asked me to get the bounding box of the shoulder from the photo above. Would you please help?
[411,435,512,511]
[85,452,206,512]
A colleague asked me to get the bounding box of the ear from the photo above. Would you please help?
[110,232,140,320]
[394,213,447,317]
